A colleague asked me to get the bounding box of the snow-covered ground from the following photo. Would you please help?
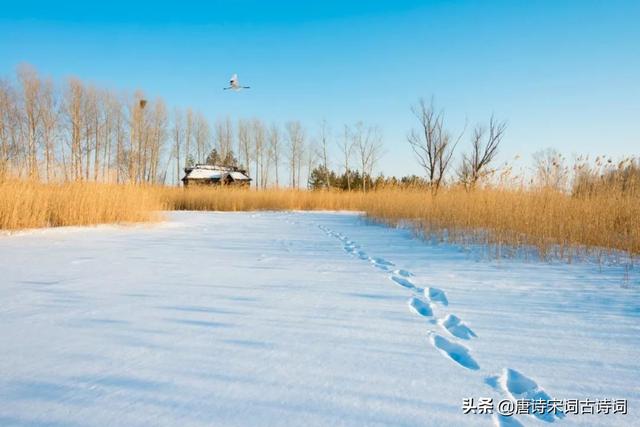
[0,211,638,427]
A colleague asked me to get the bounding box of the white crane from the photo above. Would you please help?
[224,74,250,91]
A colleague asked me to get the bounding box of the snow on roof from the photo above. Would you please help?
[183,165,251,181]
[186,168,224,180]
[230,171,251,181]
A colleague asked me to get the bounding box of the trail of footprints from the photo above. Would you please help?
[318,224,563,426]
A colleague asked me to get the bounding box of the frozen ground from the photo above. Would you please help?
[0,211,638,427]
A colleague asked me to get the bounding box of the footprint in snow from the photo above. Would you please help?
[428,333,480,370]
[424,287,448,306]
[372,263,391,271]
[357,250,369,260]
[407,297,433,317]
[369,257,394,267]
[486,368,563,423]
[392,269,414,277]
[391,275,417,290]
[439,314,476,340]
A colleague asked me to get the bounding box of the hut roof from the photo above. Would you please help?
[182,164,251,182]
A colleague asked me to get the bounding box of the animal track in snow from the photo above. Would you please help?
[424,287,448,306]
[439,314,476,340]
[407,297,433,317]
[390,275,418,291]
[428,333,480,370]
[487,368,563,423]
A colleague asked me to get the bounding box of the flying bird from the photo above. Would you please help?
[224,74,250,91]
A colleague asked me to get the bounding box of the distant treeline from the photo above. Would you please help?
[0,64,383,189]
[1,63,638,196]
[308,165,429,191]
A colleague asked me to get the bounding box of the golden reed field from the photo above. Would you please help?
[2,181,638,260]
[0,180,161,230]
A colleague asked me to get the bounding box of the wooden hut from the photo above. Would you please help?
[182,164,252,187]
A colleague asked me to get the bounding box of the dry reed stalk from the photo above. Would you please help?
[0,180,163,230]
[2,181,638,260]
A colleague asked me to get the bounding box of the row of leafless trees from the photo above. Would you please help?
[230,118,383,190]
[407,98,639,195]
[408,98,507,193]
[0,64,384,189]
[0,64,172,184]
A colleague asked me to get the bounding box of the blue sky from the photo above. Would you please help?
[1,0,638,177]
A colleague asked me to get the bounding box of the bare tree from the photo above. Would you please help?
[184,108,194,167]
[18,64,44,179]
[261,127,271,189]
[286,121,304,188]
[0,79,19,179]
[172,108,183,185]
[215,117,233,162]
[127,91,147,183]
[458,116,506,188]
[38,78,59,181]
[407,98,463,194]
[305,138,319,189]
[90,87,104,182]
[268,123,281,188]
[251,119,270,189]
[252,118,265,189]
[352,121,383,192]
[111,92,126,183]
[148,99,167,183]
[193,112,210,164]
[238,119,252,173]
[64,78,85,181]
[100,90,116,182]
[337,124,354,191]
[316,119,331,188]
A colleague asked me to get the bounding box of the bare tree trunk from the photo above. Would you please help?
[173,108,183,185]
[269,123,280,188]
[238,119,251,174]
[0,79,18,179]
[184,108,193,167]
[253,119,265,189]
[92,89,102,181]
[194,112,210,166]
[18,64,42,180]
[113,96,124,183]
[150,99,167,184]
[64,78,84,181]
[318,119,331,188]
[40,78,58,182]
[286,121,304,189]
[215,116,234,167]
[338,125,353,191]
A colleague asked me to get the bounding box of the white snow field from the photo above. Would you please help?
[0,211,638,427]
